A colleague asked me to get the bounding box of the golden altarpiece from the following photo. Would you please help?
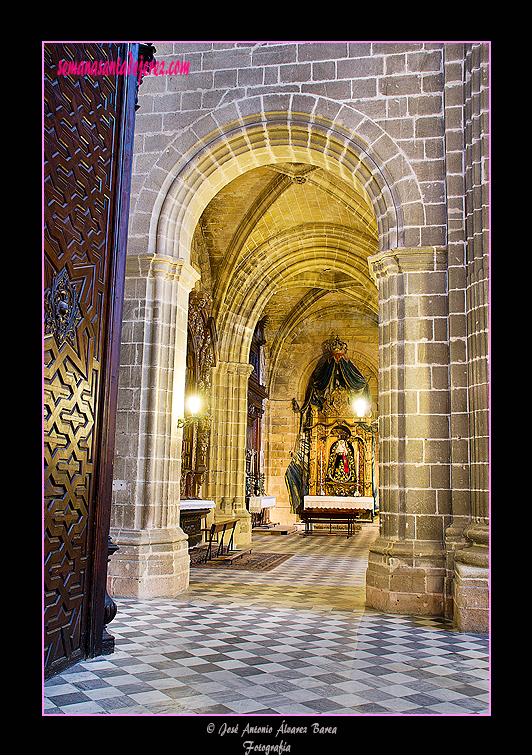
[286,336,378,520]
[307,389,376,500]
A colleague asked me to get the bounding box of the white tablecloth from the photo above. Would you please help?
[303,495,374,510]
[180,499,215,511]
[249,496,276,513]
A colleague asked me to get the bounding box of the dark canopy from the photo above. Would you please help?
[285,452,307,514]
[299,354,370,416]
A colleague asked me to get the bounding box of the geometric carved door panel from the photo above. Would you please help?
[44,42,142,677]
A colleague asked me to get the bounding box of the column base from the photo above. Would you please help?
[453,562,489,633]
[365,536,446,616]
[107,526,190,599]
[234,509,252,548]
[453,523,489,633]
[443,520,470,619]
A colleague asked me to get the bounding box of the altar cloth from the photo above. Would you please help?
[303,495,374,510]
[180,499,215,511]
[249,496,276,513]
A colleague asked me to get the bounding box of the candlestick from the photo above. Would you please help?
[355,442,360,495]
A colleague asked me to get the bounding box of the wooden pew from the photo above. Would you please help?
[200,519,251,563]
[300,507,358,537]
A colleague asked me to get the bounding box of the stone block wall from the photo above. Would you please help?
[443,43,490,631]
[127,41,448,254]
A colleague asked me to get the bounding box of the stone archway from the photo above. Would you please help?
[148,97,424,267]
[109,96,451,618]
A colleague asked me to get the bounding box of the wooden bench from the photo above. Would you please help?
[201,519,240,562]
[300,508,358,537]
[223,548,252,563]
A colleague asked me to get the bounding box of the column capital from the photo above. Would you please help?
[125,253,200,292]
[368,246,448,281]
[214,361,254,379]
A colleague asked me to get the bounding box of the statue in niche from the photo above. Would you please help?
[327,434,356,483]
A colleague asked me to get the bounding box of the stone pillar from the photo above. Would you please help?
[452,265,489,632]
[365,246,451,616]
[441,43,472,618]
[108,254,200,599]
[205,361,253,548]
[447,42,489,633]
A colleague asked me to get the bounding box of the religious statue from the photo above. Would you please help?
[327,436,356,482]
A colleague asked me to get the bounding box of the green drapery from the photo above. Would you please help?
[285,453,307,514]
[299,354,370,418]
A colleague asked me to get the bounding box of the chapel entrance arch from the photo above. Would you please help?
[110,97,450,616]
[150,104,404,544]
[146,102,421,545]
[152,97,425,269]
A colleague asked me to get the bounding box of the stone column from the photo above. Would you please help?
[452,264,489,632]
[205,361,253,548]
[366,246,451,616]
[108,253,200,599]
[446,42,489,633]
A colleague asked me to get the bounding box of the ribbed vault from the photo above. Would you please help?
[194,162,380,369]
[146,100,425,377]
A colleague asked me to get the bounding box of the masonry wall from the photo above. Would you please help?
[443,43,489,630]
[127,41,449,253]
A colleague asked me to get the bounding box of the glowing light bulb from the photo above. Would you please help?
[186,394,202,415]
[354,397,369,418]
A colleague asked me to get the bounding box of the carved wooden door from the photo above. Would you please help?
[43,42,140,678]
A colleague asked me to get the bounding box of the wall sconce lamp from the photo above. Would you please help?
[186,393,202,416]
[353,396,370,418]
[352,396,378,434]
[177,393,212,428]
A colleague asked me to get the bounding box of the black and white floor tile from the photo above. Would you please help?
[43,523,489,716]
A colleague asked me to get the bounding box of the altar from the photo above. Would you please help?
[180,499,215,548]
[285,336,379,522]
[303,495,374,510]
[249,495,276,527]
[301,495,374,536]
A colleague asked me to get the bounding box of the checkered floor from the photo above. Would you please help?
[43,522,490,716]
